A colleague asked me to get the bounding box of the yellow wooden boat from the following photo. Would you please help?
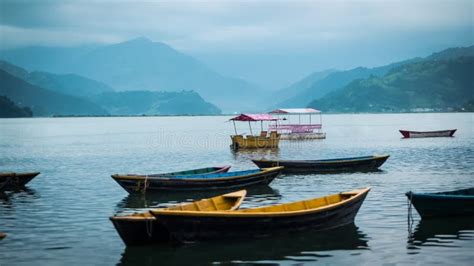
[150,187,371,242]
[110,190,246,246]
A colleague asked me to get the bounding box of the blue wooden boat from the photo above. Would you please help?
[112,167,283,193]
[252,154,389,174]
[406,188,474,218]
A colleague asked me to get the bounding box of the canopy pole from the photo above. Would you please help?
[299,114,301,124]
[232,120,237,135]
[248,121,253,135]
[309,114,312,125]
[320,113,323,131]
[260,121,263,131]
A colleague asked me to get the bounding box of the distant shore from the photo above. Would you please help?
[0,111,470,119]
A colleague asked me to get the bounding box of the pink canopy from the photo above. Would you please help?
[269,108,320,114]
[230,113,278,121]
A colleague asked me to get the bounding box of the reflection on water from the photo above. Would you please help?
[114,185,281,215]
[0,188,38,208]
[408,217,474,249]
[230,148,280,162]
[118,223,369,265]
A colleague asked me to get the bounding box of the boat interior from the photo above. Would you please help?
[112,190,247,220]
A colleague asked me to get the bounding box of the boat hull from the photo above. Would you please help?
[112,167,282,193]
[154,189,369,242]
[0,172,40,189]
[406,188,474,218]
[230,135,280,149]
[252,155,389,174]
[110,217,171,246]
[399,129,456,138]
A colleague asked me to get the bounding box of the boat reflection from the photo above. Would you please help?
[230,147,280,161]
[0,188,37,206]
[114,185,281,214]
[408,217,474,248]
[117,223,369,265]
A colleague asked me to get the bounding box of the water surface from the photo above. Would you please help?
[1,113,473,265]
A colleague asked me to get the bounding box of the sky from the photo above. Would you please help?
[1,0,473,89]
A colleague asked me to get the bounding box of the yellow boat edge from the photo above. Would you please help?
[149,187,371,218]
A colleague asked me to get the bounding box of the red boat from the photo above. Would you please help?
[399,129,456,138]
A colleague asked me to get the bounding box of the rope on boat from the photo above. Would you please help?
[407,191,414,238]
[145,217,153,238]
[142,175,149,194]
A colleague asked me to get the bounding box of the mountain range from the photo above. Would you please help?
[0,61,221,117]
[0,60,113,97]
[309,56,474,112]
[0,37,261,112]
[1,38,472,115]
[275,45,474,110]
[0,69,108,116]
[91,90,221,115]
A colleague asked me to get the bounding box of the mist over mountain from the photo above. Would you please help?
[308,56,474,112]
[0,38,262,112]
[0,60,113,97]
[0,69,108,116]
[0,46,97,74]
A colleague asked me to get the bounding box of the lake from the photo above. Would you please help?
[1,113,473,265]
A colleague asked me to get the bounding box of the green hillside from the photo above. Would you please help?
[0,70,109,116]
[0,60,113,97]
[0,96,33,118]
[309,57,474,112]
[91,90,221,115]
[278,45,473,109]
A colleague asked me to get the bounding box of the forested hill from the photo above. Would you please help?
[309,56,474,112]
[90,90,221,115]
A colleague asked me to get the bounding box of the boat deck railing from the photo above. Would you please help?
[269,124,321,133]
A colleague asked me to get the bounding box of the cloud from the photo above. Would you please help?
[0,0,472,51]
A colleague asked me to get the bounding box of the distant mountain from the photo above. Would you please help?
[0,60,113,97]
[0,70,108,116]
[267,69,336,108]
[90,90,221,115]
[0,45,97,74]
[0,96,33,118]
[0,38,262,112]
[308,56,474,112]
[276,60,418,108]
[426,46,474,61]
[275,45,474,109]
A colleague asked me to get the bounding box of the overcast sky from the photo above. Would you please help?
[1,0,473,89]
